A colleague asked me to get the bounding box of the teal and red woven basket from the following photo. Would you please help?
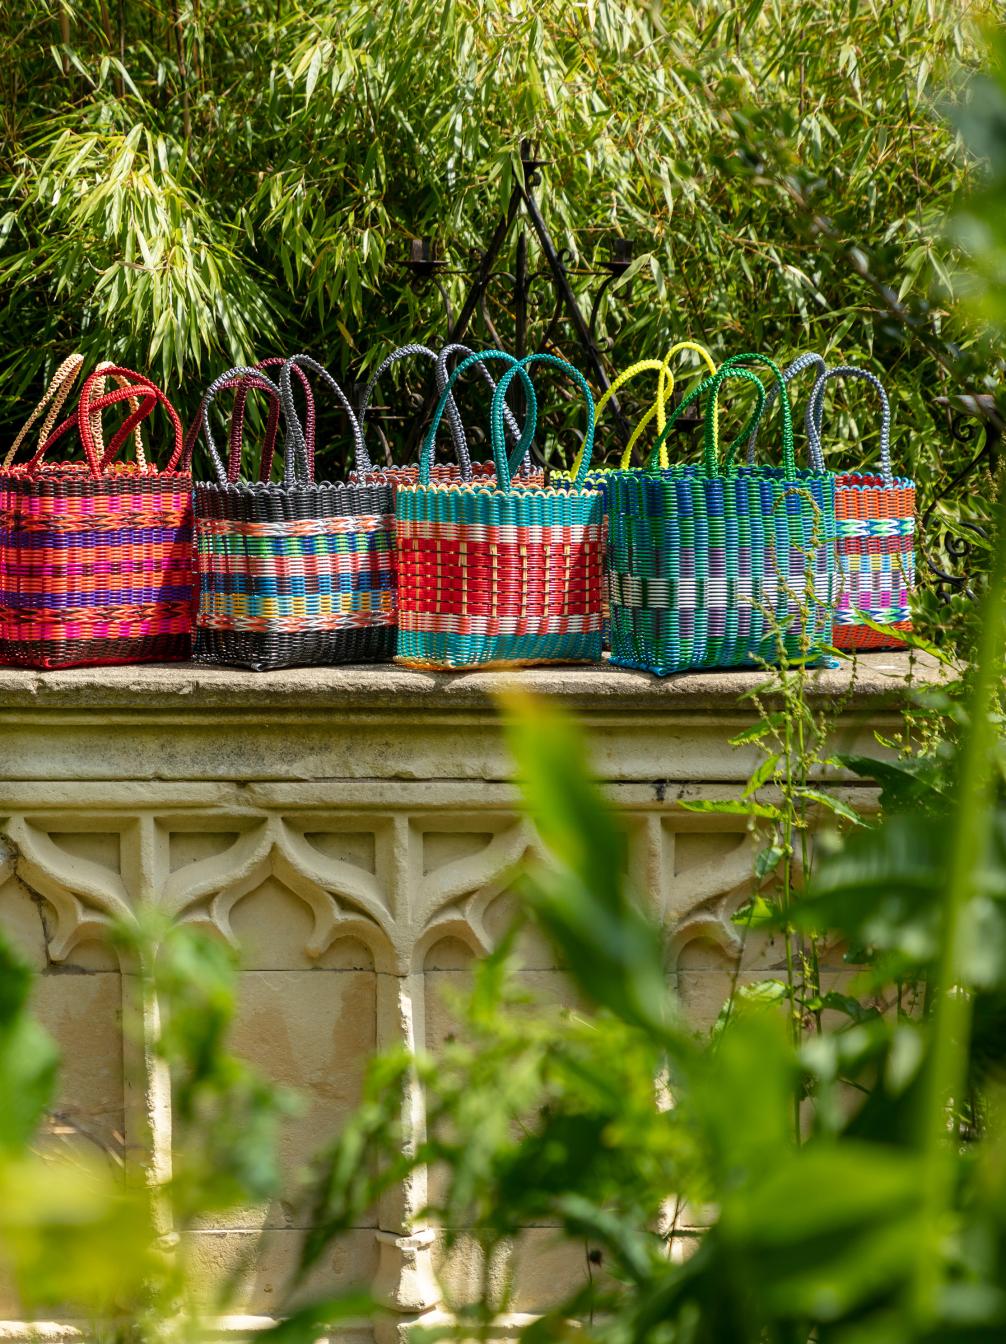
[193,354,396,671]
[0,359,196,669]
[394,350,605,669]
[606,357,838,676]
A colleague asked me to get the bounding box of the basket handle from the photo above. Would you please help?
[4,353,85,469]
[357,344,446,474]
[228,357,316,483]
[419,350,538,488]
[435,343,531,478]
[716,353,795,475]
[38,377,184,477]
[492,353,596,491]
[86,366,186,472]
[280,354,365,485]
[91,362,149,470]
[619,340,719,469]
[807,364,893,486]
[650,366,767,476]
[200,366,283,484]
[744,352,826,466]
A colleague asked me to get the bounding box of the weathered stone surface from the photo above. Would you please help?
[0,656,932,1339]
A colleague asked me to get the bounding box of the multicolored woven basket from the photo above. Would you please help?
[0,360,195,669]
[395,350,605,669]
[606,361,837,676]
[806,364,914,650]
[350,343,534,491]
[193,355,395,670]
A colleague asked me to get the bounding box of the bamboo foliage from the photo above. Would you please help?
[0,0,994,482]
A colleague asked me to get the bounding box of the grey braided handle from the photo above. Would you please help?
[806,364,893,486]
[201,366,284,486]
[280,354,366,486]
[746,351,826,466]
[357,344,452,474]
[435,343,531,477]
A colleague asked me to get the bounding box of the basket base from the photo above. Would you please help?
[194,624,395,671]
[0,633,193,670]
[832,621,912,652]
[394,654,600,672]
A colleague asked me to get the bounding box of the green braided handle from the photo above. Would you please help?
[718,352,796,475]
[649,366,767,476]
[419,350,538,487]
[492,353,596,491]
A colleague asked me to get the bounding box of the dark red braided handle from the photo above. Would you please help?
[38,375,185,477]
[229,357,316,482]
[183,368,285,482]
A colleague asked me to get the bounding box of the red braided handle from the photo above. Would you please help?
[38,373,185,477]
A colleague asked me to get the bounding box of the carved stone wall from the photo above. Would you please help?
[0,655,931,1340]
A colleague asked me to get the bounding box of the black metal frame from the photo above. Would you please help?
[402,139,704,463]
[922,395,1003,598]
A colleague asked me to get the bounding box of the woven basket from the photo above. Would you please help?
[606,362,837,676]
[395,350,605,669]
[193,356,395,670]
[806,365,914,650]
[349,343,537,491]
[0,361,195,669]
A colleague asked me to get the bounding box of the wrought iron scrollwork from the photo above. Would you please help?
[922,394,1002,599]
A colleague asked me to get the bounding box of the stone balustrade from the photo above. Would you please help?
[0,654,938,1341]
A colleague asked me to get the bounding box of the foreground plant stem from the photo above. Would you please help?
[911,452,1006,1324]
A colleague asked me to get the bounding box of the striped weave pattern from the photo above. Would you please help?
[832,475,914,648]
[395,485,604,667]
[395,351,605,669]
[607,465,836,674]
[806,365,914,650]
[0,368,195,669]
[193,358,395,671]
[607,361,837,676]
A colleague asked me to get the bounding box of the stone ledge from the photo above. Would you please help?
[0,651,944,715]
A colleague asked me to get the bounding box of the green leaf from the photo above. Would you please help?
[796,788,865,826]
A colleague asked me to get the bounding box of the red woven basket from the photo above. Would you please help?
[0,363,196,669]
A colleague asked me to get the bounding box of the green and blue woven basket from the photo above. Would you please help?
[606,356,838,676]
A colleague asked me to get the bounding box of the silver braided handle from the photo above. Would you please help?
[745,351,826,466]
[200,365,282,485]
[281,354,365,485]
[435,343,531,477]
[806,364,893,486]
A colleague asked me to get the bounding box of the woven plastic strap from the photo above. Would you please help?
[713,352,796,474]
[419,350,538,488]
[355,344,468,477]
[650,366,768,476]
[90,361,150,469]
[280,354,365,485]
[569,341,717,477]
[435,343,531,477]
[4,353,85,469]
[492,353,596,491]
[201,366,285,484]
[190,365,295,483]
[39,372,185,477]
[806,364,893,485]
[229,357,316,483]
[745,352,826,465]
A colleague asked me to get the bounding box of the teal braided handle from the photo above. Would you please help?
[491,353,597,491]
[419,350,538,487]
[718,352,796,475]
[649,367,767,476]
